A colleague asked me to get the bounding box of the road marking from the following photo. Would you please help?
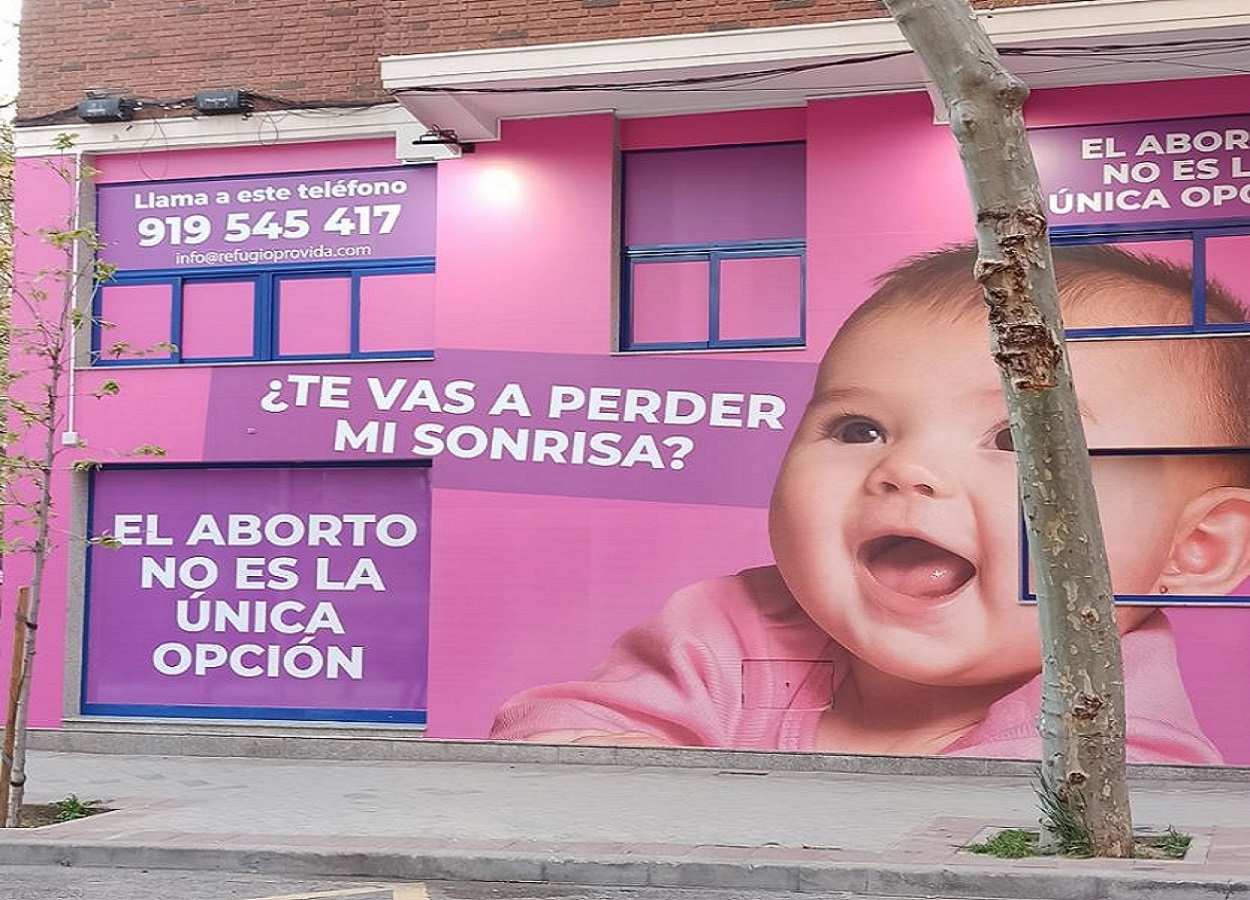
[235,889,385,900]
[391,887,430,900]
[236,884,428,900]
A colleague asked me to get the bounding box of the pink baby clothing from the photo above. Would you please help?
[490,566,1222,764]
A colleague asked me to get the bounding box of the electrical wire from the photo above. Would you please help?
[394,37,1250,95]
[246,92,393,110]
[13,95,392,128]
[12,34,1250,127]
[393,50,915,94]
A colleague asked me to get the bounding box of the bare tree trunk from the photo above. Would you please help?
[3,141,120,828]
[0,124,12,825]
[5,401,58,829]
[5,471,53,829]
[881,0,1132,857]
[2,143,75,827]
[4,248,67,829]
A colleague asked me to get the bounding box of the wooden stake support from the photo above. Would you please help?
[0,586,30,823]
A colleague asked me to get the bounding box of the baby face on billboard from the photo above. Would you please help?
[769,303,1249,692]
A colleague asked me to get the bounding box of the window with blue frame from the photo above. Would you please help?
[93,259,435,365]
[620,142,805,351]
[1053,224,1250,340]
[1022,224,1250,606]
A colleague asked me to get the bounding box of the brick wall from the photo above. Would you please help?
[17,0,389,122]
[380,0,885,55]
[18,0,1060,123]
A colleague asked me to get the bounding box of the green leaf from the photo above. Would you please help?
[965,829,1037,859]
[52,794,102,822]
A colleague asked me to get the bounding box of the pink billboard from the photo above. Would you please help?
[487,247,1242,764]
[95,166,436,271]
[1032,114,1250,226]
[82,462,431,722]
[182,244,1250,765]
[35,96,1250,768]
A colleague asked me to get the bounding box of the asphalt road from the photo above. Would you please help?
[0,867,969,900]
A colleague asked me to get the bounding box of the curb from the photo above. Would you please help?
[0,838,1246,899]
[30,726,1250,783]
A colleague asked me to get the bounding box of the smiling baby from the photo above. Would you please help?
[490,244,1250,764]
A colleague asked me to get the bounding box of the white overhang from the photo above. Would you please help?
[13,103,417,158]
[381,0,1250,142]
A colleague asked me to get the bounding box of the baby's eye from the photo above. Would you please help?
[830,416,887,444]
[992,426,1015,452]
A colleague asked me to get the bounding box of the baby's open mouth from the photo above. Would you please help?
[860,535,976,599]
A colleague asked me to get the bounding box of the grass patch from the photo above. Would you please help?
[966,828,1037,859]
[52,794,104,822]
[964,826,1192,860]
[1135,828,1192,860]
[15,795,111,828]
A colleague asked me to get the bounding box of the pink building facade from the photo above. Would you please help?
[9,1,1250,765]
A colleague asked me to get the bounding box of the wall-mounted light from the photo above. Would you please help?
[474,165,524,209]
[76,96,137,123]
[396,124,475,163]
[194,89,255,116]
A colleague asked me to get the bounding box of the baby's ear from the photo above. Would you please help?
[1161,487,1250,596]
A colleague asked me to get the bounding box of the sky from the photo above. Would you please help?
[1,0,20,119]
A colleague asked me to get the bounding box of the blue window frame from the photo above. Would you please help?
[1018,447,1250,607]
[92,258,435,366]
[1015,223,1250,606]
[620,142,806,352]
[623,241,806,351]
[1052,222,1250,340]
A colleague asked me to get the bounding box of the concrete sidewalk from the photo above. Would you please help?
[1,748,1249,899]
